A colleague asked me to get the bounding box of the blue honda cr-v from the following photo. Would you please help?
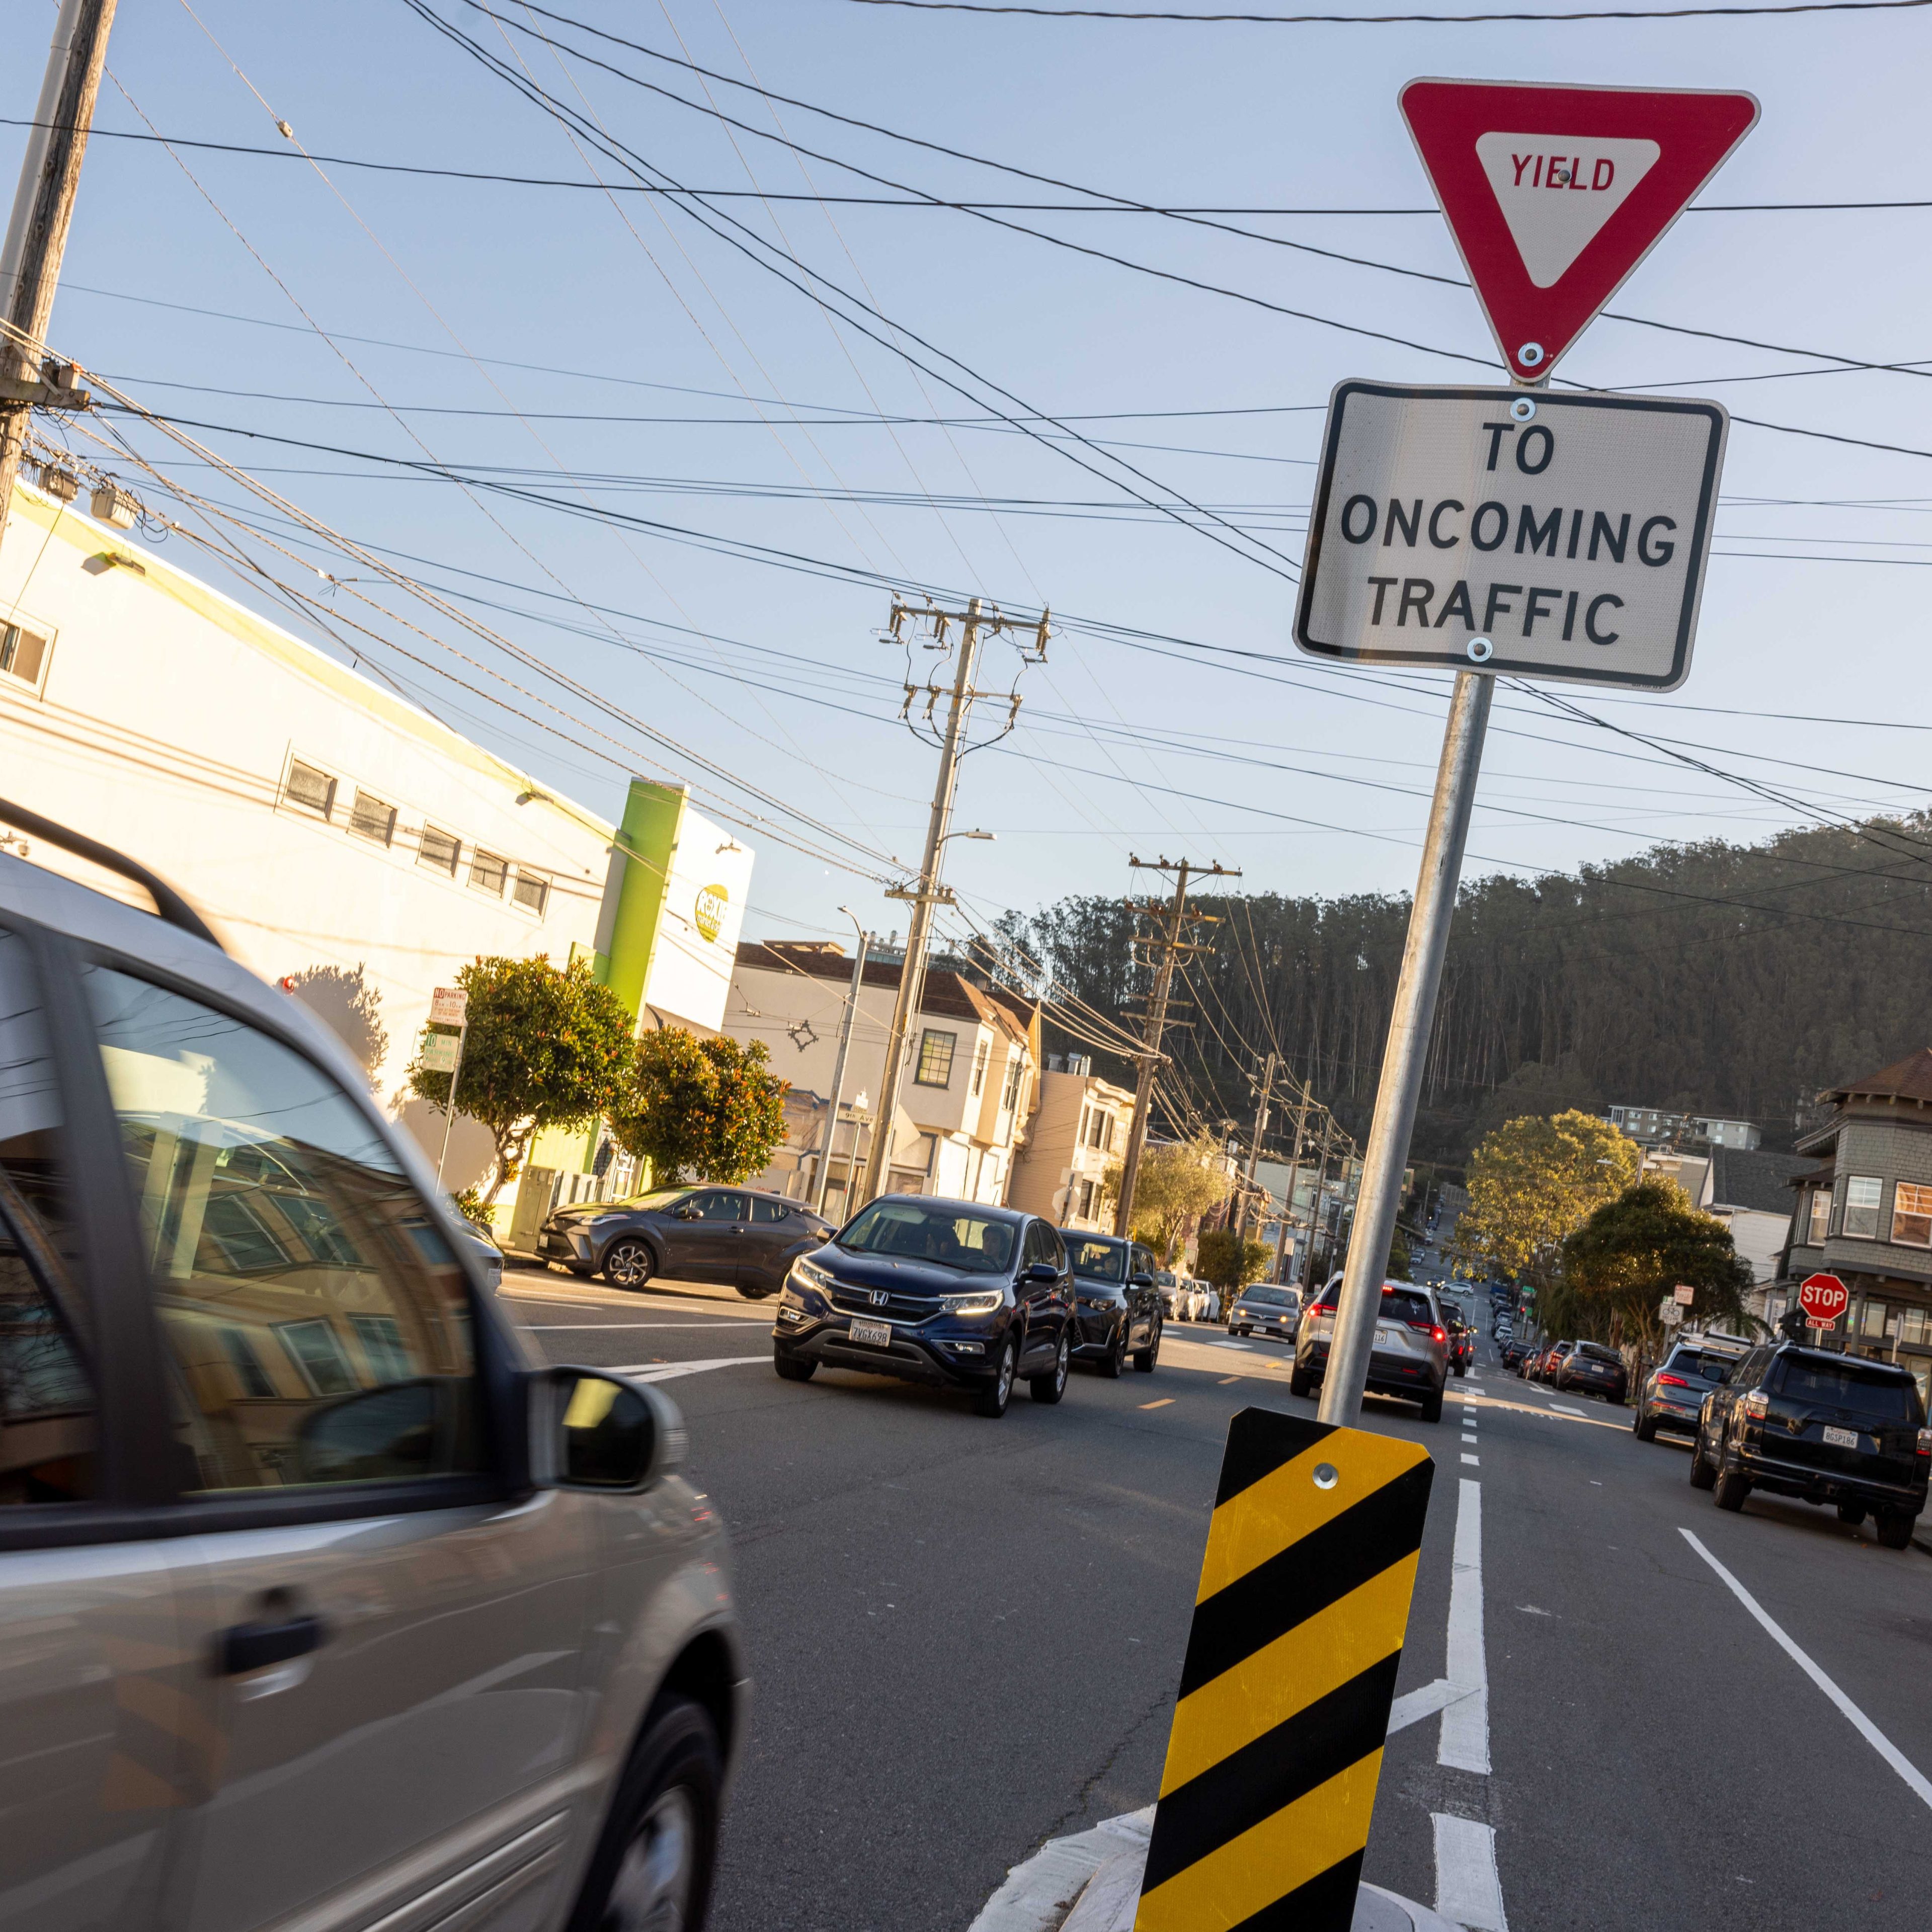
[771,1195,1076,1418]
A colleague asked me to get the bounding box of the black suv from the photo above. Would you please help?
[1060,1231,1164,1376]
[772,1195,1076,1418]
[1692,1341,1931,1547]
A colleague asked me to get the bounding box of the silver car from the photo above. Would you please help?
[0,811,745,1932]
[1291,1279,1451,1422]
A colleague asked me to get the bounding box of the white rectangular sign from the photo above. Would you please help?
[1294,383,1727,690]
[429,986,468,1027]
[421,1031,461,1074]
[1672,1282,1696,1306]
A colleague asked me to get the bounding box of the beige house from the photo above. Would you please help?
[725,942,1037,1216]
[1007,1061,1136,1232]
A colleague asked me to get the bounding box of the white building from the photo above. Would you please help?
[726,941,1036,1215]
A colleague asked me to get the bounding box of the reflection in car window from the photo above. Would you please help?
[749,1196,791,1224]
[1242,1287,1295,1307]
[83,966,484,1494]
[1066,1238,1126,1282]
[839,1201,1016,1274]
[0,928,93,1505]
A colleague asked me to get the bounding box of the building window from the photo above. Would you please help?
[971,1039,990,1096]
[348,790,397,846]
[512,869,549,915]
[1807,1189,1830,1245]
[1001,1057,1024,1112]
[1893,1182,1932,1248]
[1078,1178,1098,1220]
[1843,1175,1883,1240]
[1861,1299,1889,1338]
[0,622,49,689]
[915,1029,956,1087]
[284,760,337,820]
[469,849,508,896]
[418,826,460,875]
[1088,1109,1110,1149]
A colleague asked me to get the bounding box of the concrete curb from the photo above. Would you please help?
[971,1807,1463,1932]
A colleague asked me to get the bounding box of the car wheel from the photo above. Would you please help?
[1419,1385,1444,1425]
[565,1693,720,1932]
[1133,1317,1162,1373]
[974,1338,1018,1418]
[736,1285,776,1301]
[1875,1508,1917,1550]
[1836,1503,1868,1526]
[1098,1325,1126,1379]
[773,1347,816,1383]
[1289,1363,1313,1399]
[1634,1412,1658,1442]
[601,1239,656,1291]
[1688,1431,1718,1490]
[1030,1330,1071,1404]
[1713,1461,1751,1512]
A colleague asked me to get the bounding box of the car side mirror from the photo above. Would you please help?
[533,1367,683,1491]
[1710,1366,1730,1384]
[672,1204,696,1220]
[1130,1272,1154,1289]
[1020,1260,1058,1283]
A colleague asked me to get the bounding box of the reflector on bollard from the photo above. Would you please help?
[1134,1409,1434,1932]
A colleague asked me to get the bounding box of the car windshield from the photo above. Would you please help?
[1384,1290,1434,1326]
[1243,1287,1295,1307]
[1772,1357,1922,1422]
[1154,1271,1176,1287]
[1066,1238,1126,1282]
[837,1201,1016,1274]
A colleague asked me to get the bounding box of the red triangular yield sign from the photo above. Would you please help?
[1401,78,1758,381]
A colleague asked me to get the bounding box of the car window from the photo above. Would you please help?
[1022,1222,1052,1269]
[1067,1238,1126,1282]
[1383,1290,1434,1326]
[1244,1287,1294,1307]
[1576,1343,1621,1363]
[683,1190,746,1222]
[749,1196,791,1224]
[0,929,93,1507]
[83,966,484,1495]
[1770,1356,1922,1423]
[838,1200,1016,1274]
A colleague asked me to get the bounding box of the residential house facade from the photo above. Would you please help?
[726,941,1037,1217]
[1778,1049,1932,1407]
[1006,1064,1135,1230]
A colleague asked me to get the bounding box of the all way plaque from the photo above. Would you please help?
[1294,383,1727,691]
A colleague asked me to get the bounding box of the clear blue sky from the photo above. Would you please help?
[12,0,1932,958]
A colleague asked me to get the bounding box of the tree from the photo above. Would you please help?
[610,1027,788,1188]
[1103,1130,1233,1264]
[1195,1227,1271,1293]
[1448,1110,1641,1299]
[1553,1175,1753,1353]
[408,956,635,1205]
[1386,1232,1412,1281]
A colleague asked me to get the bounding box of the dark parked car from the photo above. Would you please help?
[1634,1339,1744,1441]
[1530,1340,1574,1384]
[1228,1283,1301,1342]
[1502,1334,1537,1374]
[1292,1280,1449,1422]
[1692,1341,1931,1547]
[1556,1340,1629,1403]
[539,1184,834,1297]
[772,1196,1076,1418]
[1061,1231,1164,1375]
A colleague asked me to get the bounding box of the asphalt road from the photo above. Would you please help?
[500,1264,1932,1931]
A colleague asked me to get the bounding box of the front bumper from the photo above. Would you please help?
[1733,1444,1928,1512]
[537,1225,596,1269]
[774,1306,999,1390]
[1233,1319,1297,1342]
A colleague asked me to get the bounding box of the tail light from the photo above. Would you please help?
[1741,1391,1769,1420]
[1917,1428,1931,1459]
[1431,1325,1447,1344]
[1656,1373,1691,1389]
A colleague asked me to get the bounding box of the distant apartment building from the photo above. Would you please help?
[725,941,1036,1216]
[1007,1060,1135,1230]
[1608,1104,1761,1150]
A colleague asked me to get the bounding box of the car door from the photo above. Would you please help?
[0,922,194,1932]
[1013,1223,1055,1374]
[75,958,603,1932]
[742,1194,804,1295]
[658,1189,747,1285]
[1129,1245,1160,1349]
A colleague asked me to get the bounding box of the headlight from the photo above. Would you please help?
[790,1257,834,1295]
[940,1290,1004,1317]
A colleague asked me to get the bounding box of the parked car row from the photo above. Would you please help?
[768,1200,1166,1418]
[1508,1336,1631,1402]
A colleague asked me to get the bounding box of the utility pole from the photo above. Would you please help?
[1302,1115,1335,1293]
[1237,1050,1279,1239]
[856,595,1048,1209]
[0,0,114,550]
[1112,855,1239,1240]
[1273,1079,1313,1283]
[815,921,871,1217]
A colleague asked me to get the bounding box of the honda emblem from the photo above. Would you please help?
[869,1289,889,1307]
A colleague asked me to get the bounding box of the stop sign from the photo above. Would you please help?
[1799,1273,1850,1327]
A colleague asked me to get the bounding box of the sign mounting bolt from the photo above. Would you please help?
[1467,637,1495,664]
[1509,396,1537,422]
[1516,342,1545,368]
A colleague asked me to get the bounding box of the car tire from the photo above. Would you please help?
[1689,1432,1718,1490]
[1290,1363,1313,1398]
[1836,1503,1868,1526]
[1875,1508,1916,1550]
[564,1692,721,1932]
[1133,1318,1162,1374]
[1634,1412,1658,1442]
[1453,1362,1466,1379]
[974,1338,1018,1418]
[1713,1462,1751,1512]
[736,1285,776,1301]
[773,1347,816,1383]
[1098,1326,1126,1379]
[1419,1385,1444,1425]
[601,1238,656,1291]
[1030,1330,1071,1405]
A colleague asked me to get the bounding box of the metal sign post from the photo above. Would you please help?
[427,985,469,1190]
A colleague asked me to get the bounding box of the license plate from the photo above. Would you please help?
[849,1318,892,1347]
[1822,1425,1859,1449]
[1376,1326,1396,1344]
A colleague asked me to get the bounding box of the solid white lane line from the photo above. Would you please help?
[1439,1477,1490,1775]
[1432,1814,1508,1931]
[611,1356,770,1381]
[1680,1529,1932,1814]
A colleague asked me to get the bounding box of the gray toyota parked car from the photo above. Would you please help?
[1291,1278,1450,1422]
[0,809,746,1932]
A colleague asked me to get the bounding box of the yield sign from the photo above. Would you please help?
[1401,79,1758,380]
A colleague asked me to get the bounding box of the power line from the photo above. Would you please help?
[841,0,1931,19]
